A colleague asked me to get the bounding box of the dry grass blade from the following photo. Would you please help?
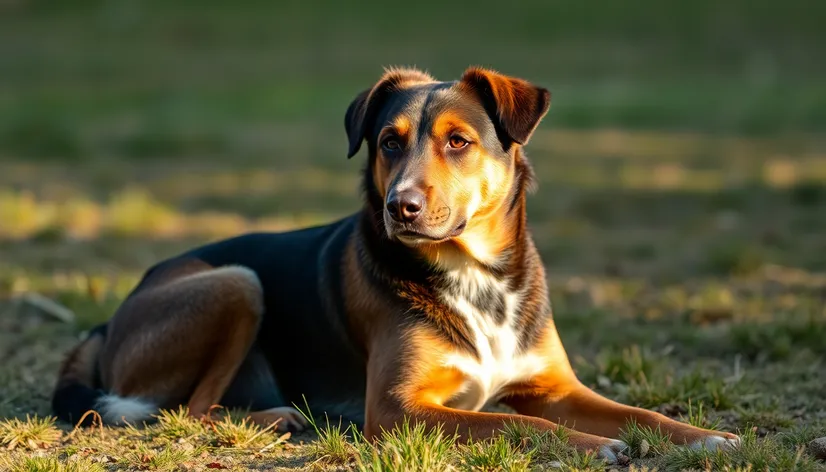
[67,409,104,441]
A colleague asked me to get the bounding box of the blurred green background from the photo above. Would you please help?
[0,0,825,280]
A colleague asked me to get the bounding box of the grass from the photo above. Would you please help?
[778,424,826,450]
[730,315,826,361]
[0,188,311,241]
[208,410,290,450]
[681,401,722,431]
[120,442,201,471]
[0,456,106,472]
[620,367,745,411]
[580,345,661,386]
[1,1,825,470]
[499,422,613,471]
[663,428,822,472]
[355,420,457,472]
[501,421,573,464]
[619,421,673,459]
[300,399,360,466]
[457,435,532,472]
[152,406,207,442]
[0,415,62,451]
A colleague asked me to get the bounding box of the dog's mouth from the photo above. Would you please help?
[395,231,448,245]
[391,221,466,246]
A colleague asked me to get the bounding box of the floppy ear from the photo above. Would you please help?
[344,89,371,159]
[460,67,550,146]
[345,67,434,158]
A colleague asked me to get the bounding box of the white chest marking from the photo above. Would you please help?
[438,265,546,411]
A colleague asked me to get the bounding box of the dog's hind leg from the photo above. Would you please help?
[98,262,265,425]
[219,341,309,432]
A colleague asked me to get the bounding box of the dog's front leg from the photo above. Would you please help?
[365,396,629,463]
[503,383,739,451]
[363,330,628,463]
[501,324,740,451]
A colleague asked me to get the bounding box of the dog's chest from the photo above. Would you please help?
[438,267,545,411]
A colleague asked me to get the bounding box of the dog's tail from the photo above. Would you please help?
[52,323,108,426]
[52,324,157,427]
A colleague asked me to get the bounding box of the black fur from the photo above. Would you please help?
[52,323,108,426]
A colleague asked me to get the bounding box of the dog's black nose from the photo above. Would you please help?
[387,190,424,223]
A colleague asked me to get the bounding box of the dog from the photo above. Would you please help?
[53,67,739,463]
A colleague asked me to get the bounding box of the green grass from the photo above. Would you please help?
[730,315,826,361]
[663,428,822,472]
[355,420,457,472]
[303,408,359,466]
[579,345,661,386]
[499,422,613,471]
[626,370,743,410]
[619,421,673,459]
[778,424,826,450]
[681,401,722,431]
[457,435,532,472]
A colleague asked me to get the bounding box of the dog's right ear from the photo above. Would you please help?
[345,67,434,159]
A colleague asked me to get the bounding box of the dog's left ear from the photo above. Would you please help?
[344,88,372,159]
[345,67,434,159]
[460,67,550,146]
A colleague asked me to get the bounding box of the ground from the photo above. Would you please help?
[1,1,826,470]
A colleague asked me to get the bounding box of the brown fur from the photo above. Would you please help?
[100,265,263,415]
[55,332,104,393]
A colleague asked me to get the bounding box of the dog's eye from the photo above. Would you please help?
[448,136,469,149]
[381,137,401,151]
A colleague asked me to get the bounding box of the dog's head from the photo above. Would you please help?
[346,67,550,264]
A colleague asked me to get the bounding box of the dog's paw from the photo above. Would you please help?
[597,439,630,464]
[691,434,741,451]
[568,431,629,464]
[250,406,309,433]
